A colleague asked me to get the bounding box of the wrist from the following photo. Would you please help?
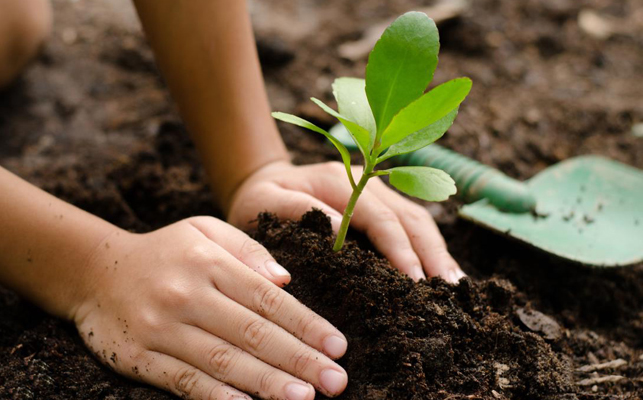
[0,167,132,321]
[67,227,131,321]
[215,153,292,216]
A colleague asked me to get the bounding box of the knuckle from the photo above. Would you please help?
[138,309,163,333]
[123,348,150,374]
[184,244,213,267]
[131,348,150,365]
[160,282,193,309]
[241,319,272,353]
[290,347,315,376]
[295,312,319,340]
[173,367,200,397]
[239,237,267,258]
[204,383,232,400]
[405,204,429,221]
[257,370,277,394]
[206,343,237,376]
[377,208,401,225]
[252,282,285,317]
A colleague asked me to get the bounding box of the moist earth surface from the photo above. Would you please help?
[1,0,642,399]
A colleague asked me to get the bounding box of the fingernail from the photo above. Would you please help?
[323,335,347,359]
[265,261,290,278]
[285,382,313,400]
[412,265,426,282]
[329,215,342,232]
[446,268,466,283]
[454,268,466,280]
[320,368,347,395]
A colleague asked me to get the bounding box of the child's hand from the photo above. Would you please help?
[74,217,347,400]
[228,161,465,283]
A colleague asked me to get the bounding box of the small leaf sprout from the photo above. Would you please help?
[273,12,471,251]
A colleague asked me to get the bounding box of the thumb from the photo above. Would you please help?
[186,216,291,287]
[229,185,344,233]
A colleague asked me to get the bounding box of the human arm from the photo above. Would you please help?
[132,0,289,213]
[0,166,348,399]
[0,166,116,319]
[132,0,465,283]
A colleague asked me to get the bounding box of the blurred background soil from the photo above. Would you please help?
[0,0,642,398]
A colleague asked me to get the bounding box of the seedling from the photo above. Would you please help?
[273,11,472,251]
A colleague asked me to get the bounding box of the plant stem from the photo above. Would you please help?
[333,162,374,252]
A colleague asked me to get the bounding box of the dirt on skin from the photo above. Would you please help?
[1,0,643,399]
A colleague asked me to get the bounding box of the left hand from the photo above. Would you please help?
[227,161,465,283]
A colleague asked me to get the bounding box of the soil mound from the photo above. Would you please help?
[255,210,574,400]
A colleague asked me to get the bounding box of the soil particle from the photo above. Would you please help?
[254,210,575,399]
[1,0,642,398]
[516,307,563,340]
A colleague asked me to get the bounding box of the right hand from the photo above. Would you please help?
[228,161,465,283]
[72,217,348,400]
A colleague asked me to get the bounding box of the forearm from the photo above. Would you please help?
[133,0,289,213]
[0,167,121,320]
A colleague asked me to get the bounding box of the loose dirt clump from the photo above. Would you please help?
[254,210,643,400]
[1,0,642,398]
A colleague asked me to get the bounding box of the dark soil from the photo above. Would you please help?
[254,210,643,400]
[1,0,642,399]
[255,211,577,400]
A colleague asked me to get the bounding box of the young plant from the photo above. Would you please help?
[273,11,472,252]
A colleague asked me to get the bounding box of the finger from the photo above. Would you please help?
[209,244,348,361]
[311,176,425,281]
[229,183,343,232]
[351,193,426,281]
[186,290,346,397]
[277,189,343,232]
[131,349,251,400]
[369,181,465,283]
[154,324,320,400]
[397,206,464,283]
[187,216,291,287]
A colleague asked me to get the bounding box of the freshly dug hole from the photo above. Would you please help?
[253,210,574,400]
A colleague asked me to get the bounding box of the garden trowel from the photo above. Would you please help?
[329,124,643,267]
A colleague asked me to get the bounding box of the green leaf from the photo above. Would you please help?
[272,112,356,188]
[332,78,376,147]
[310,98,371,158]
[378,109,458,162]
[388,166,456,201]
[380,77,471,150]
[365,12,439,138]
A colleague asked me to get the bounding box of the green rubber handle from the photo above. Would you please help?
[396,145,536,213]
